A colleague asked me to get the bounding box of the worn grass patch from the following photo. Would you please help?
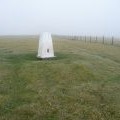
[0,36,120,120]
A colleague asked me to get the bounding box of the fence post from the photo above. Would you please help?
[90,36,91,43]
[85,36,86,43]
[112,36,114,45]
[76,36,78,40]
[72,35,74,40]
[103,36,104,44]
[96,36,97,43]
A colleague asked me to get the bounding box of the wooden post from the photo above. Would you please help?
[96,36,97,43]
[81,36,82,41]
[112,36,114,45]
[103,36,104,44]
[76,36,78,40]
[79,36,81,41]
[90,36,91,43]
[85,36,86,43]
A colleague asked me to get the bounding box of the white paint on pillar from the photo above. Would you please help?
[37,32,55,59]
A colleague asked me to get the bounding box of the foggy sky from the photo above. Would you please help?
[0,0,120,37]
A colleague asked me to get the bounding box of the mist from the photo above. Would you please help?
[0,0,120,37]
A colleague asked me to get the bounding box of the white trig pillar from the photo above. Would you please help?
[37,32,55,59]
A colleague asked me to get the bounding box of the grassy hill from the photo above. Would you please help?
[0,36,120,120]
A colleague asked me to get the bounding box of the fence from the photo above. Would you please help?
[54,35,120,47]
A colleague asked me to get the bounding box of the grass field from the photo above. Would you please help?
[0,36,120,120]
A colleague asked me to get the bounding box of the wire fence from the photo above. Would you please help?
[53,35,120,47]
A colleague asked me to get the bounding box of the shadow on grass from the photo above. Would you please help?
[5,52,75,64]
[5,52,38,63]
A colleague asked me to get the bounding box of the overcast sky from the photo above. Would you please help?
[0,0,120,37]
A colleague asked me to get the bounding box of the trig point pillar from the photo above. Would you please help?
[37,32,55,59]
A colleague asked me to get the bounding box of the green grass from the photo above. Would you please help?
[0,36,120,120]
